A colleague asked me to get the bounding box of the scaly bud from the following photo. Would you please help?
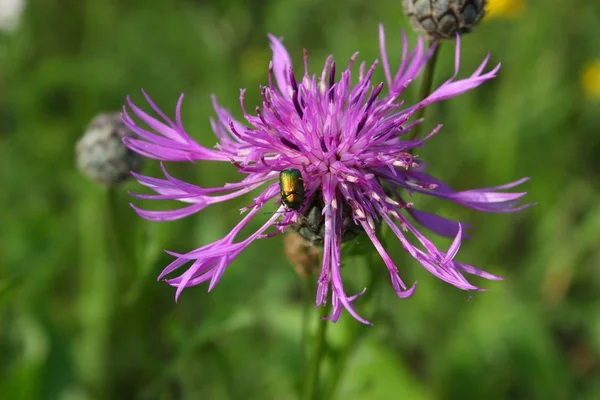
[403,0,487,39]
[76,112,143,187]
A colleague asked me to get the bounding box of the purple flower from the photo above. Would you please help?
[122,25,530,324]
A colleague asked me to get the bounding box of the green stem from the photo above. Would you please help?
[301,276,312,380]
[323,251,384,399]
[408,40,440,141]
[303,304,330,400]
[106,189,135,285]
[76,188,131,398]
[205,342,238,400]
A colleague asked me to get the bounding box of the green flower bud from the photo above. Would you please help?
[76,112,143,187]
[403,0,487,39]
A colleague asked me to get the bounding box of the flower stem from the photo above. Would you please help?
[301,276,312,377]
[77,190,114,398]
[323,251,384,398]
[106,189,135,286]
[408,40,440,141]
[303,304,330,400]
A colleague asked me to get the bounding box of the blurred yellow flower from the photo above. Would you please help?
[486,0,526,19]
[581,60,600,100]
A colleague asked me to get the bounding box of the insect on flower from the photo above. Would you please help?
[279,168,305,211]
[122,24,531,324]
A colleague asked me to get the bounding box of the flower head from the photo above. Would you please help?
[122,25,529,324]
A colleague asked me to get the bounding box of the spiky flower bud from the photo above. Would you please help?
[76,112,143,187]
[403,0,487,39]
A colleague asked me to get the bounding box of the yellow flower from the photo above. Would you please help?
[486,0,526,19]
[581,60,600,100]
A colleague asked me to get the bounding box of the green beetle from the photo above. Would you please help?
[279,168,305,211]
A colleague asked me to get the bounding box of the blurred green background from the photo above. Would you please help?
[2,0,600,399]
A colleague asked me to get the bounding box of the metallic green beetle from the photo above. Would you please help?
[279,168,305,211]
